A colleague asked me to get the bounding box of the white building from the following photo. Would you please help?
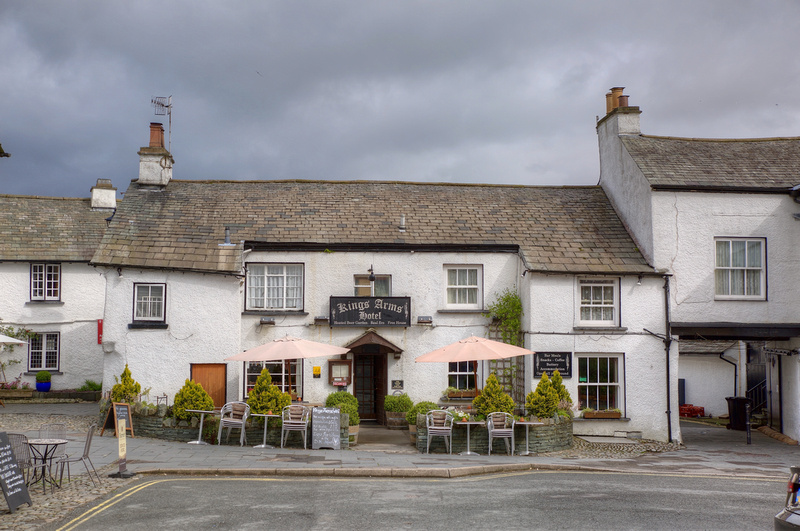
[598,87,800,439]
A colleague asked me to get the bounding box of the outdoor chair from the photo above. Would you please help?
[425,409,453,454]
[487,412,515,456]
[57,424,101,487]
[281,404,310,449]
[217,401,250,446]
[7,433,48,491]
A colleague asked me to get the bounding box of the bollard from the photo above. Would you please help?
[745,402,752,445]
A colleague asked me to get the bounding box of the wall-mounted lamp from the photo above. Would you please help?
[117,267,123,277]
[259,317,275,325]
[637,274,643,286]
[417,316,433,325]
[368,265,376,282]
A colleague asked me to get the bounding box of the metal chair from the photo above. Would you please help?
[7,433,48,494]
[39,422,68,464]
[280,405,310,449]
[426,410,454,454]
[487,412,515,455]
[57,424,101,486]
[217,401,250,446]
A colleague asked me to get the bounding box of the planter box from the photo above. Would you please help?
[0,389,35,399]
[385,411,409,430]
[583,410,621,419]
[446,390,478,399]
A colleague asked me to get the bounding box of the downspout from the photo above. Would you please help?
[663,275,674,443]
[718,354,738,396]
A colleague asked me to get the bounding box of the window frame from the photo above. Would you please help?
[714,237,766,300]
[133,283,166,322]
[448,361,476,390]
[28,332,60,372]
[354,274,392,297]
[30,263,61,301]
[576,277,619,327]
[577,353,624,413]
[245,263,305,311]
[443,265,483,310]
[244,360,300,397]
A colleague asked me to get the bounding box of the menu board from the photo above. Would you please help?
[311,407,341,450]
[0,432,32,513]
[101,402,134,437]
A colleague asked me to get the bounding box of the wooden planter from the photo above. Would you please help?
[348,424,359,445]
[408,423,417,443]
[583,410,621,419]
[385,411,409,430]
[0,389,35,399]
[446,390,478,399]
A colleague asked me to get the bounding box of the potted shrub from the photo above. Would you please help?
[35,370,51,392]
[472,372,514,417]
[247,368,291,430]
[326,391,360,444]
[405,401,438,443]
[383,393,413,430]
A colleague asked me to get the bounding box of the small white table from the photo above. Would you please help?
[516,420,545,456]
[457,420,485,456]
[251,413,281,448]
[186,409,217,445]
[27,438,68,493]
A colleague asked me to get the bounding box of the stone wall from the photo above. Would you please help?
[416,414,573,454]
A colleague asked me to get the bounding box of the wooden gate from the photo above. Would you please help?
[190,363,227,408]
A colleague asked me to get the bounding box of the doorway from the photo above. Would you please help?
[191,363,227,408]
[353,346,387,424]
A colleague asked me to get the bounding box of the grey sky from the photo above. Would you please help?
[1,1,799,198]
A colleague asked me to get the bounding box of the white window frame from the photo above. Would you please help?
[714,238,766,300]
[244,360,299,396]
[31,263,61,301]
[246,263,304,311]
[134,283,166,321]
[28,332,60,372]
[354,274,392,297]
[443,265,482,310]
[576,278,619,327]
[448,361,476,390]
[577,353,623,412]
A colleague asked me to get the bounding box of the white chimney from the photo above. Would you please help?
[136,122,173,186]
[90,178,117,210]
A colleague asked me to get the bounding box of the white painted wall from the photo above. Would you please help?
[678,353,740,417]
[782,343,800,442]
[0,262,105,389]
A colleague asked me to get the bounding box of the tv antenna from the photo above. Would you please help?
[151,96,173,152]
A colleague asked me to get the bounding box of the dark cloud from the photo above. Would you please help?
[1,1,799,198]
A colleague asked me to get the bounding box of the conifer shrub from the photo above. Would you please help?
[525,372,560,418]
[550,369,573,404]
[383,393,413,412]
[110,364,141,404]
[472,372,515,416]
[172,379,215,422]
[247,368,291,421]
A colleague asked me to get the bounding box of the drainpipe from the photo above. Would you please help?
[718,353,738,396]
[662,275,674,443]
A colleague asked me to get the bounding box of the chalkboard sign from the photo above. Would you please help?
[311,407,341,450]
[101,402,134,438]
[534,352,572,378]
[0,432,32,513]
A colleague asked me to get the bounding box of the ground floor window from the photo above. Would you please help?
[245,360,299,396]
[29,332,59,372]
[577,354,622,411]
[448,361,476,389]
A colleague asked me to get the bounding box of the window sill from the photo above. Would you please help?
[25,371,63,376]
[573,417,630,422]
[572,326,627,333]
[242,311,309,316]
[25,301,64,306]
[713,297,767,302]
[437,309,485,314]
[128,322,169,330]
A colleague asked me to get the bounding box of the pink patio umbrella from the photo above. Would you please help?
[0,333,27,383]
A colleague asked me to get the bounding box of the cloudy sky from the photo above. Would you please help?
[1,1,799,198]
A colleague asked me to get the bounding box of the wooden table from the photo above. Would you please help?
[185,410,217,445]
[457,420,485,456]
[251,413,281,448]
[516,420,545,456]
[27,438,67,494]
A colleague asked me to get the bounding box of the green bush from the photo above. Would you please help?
[335,401,360,426]
[35,370,51,383]
[247,368,291,421]
[110,364,141,403]
[383,393,413,412]
[525,372,560,418]
[472,373,515,416]
[406,401,438,425]
[173,379,214,422]
[325,391,358,409]
[78,380,102,392]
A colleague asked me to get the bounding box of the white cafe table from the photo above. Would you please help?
[27,438,68,493]
[185,409,218,445]
[251,413,281,448]
[457,420,485,456]
[516,420,545,456]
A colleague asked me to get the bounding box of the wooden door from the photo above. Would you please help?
[354,353,387,424]
[191,363,227,408]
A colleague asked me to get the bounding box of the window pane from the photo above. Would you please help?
[715,269,729,295]
[374,277,391,297]
[746,269,761,296]
[747,241,761,268]
[716,241,730,267]
[730,269,745,295]
[731,240,746,267]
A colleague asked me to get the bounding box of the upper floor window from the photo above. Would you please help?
[354,274,392,297]
[444,265,482,309]
[246,264,304,311]
[29,332,59,371]
[134,283,166,321]
[715,238,765,300]
[31,263,60,301]
[577,278,618,327]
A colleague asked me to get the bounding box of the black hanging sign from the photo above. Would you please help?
[100,402,135,438]
[329,297,411,327]
[0,432,32,513]
[534,352,572,378]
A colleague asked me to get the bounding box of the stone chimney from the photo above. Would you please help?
[90,178,117,210]
[136,122,173,186]
[601,87,641,135]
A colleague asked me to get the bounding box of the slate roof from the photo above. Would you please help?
[678,340,739,355]
[621,135,800,190]
[91,180,652,276]
[0,195,110,261]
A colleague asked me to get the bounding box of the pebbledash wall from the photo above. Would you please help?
[0,261,106,390]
